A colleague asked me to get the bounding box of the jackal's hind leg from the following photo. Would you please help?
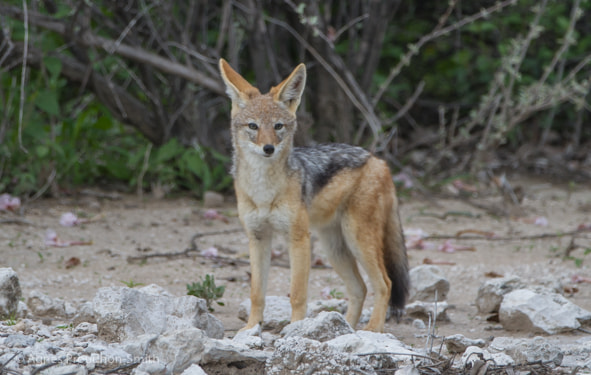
[341,215,391,333]
[320,225,367,329]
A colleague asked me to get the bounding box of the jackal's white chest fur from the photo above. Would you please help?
[235,153,299,234]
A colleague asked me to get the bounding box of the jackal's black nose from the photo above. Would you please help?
[263,144,275,155]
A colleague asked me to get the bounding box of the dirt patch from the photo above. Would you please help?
[2,177,591,351]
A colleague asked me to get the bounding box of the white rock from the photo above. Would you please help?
[411,319,426,330]
[461,346,515,368]
[408,265,449,302]
[90,286,224,341]
[200,337,269,372]
[475,276,525,313]
[326,331,417,369]
[27,290,70,318]
[444,334,486,354]
[179,364,207,375]
[281,311,354,342]
[395,365,421,375]
[232,324,264,349]
[0,268,21,318]
[499,289,591,334]
[238,296,291,331]
[142,327,206,375]
[267,337,376,375]
[42,364,87,375]
[306,299,347,317]
[405,300,449,321]
[132,360,168,375]
[74,322,98,337]
[489,336,563,366]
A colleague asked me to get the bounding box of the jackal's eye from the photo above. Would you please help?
[247,122,258,130]
[274,123,284,130]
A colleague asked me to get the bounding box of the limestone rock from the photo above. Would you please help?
[475,276,526,314]
[27,290,74,318]
[499,289,591,334]
[307,299,347,317]
[408,265,449,302]
[90,285,223,341]
[405,300,450,321]
[281,311,354,342]
[461,346,515,368]
[266,337,376,375]
[0,268,21,319]
[180,364,208,375]
[489,336,563,366]
[326,331,417,369]
[232,324,264,349]
[444,334,486,354]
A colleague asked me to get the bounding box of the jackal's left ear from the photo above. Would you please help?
[271,63,306,114]
[219,59,261,108]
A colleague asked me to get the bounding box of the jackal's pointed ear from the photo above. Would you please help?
[219,59,261,107]
[271,63,306,114]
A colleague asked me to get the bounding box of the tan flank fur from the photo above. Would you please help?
[219,59,409,332]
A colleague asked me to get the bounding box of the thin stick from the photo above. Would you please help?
[137,143,152,199]
[373,0,517,107]
[17,0,29,153]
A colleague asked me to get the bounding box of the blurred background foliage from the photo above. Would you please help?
[0,0,589,198]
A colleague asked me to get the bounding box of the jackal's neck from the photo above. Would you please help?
[232,143,294,183]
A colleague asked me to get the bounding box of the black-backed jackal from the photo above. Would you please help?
[219,59,409,332]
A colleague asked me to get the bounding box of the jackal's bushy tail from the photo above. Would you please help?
[384,202,409,318]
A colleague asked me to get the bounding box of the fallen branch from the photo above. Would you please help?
[0,217,35,226]
[426,229,590,242]
[127,227,292,268]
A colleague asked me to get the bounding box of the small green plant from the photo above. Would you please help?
[121,279,144,288]
[329,289,344,299]
[187,274,225,312]
[4,313,18,326]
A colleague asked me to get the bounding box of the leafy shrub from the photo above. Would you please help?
[187,274,226,312]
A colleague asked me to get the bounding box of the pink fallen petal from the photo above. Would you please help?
[45,229,60,246]
[200,247,219,258]
[44,229,92,247]
[533,216,548,226]
[320,286,332,300]
[438,239,475,253]
[572,274,591,284]
[60,212,79,227]
[0,194,21,212]
[406,237,436,250]
[203,209,220,220]
[392,172,414,189]
[203,209,229,223]
[577,223,591,232]
[404,228,429,238]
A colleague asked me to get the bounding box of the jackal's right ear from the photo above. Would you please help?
[219,59,260,108]
[271,63,306,115]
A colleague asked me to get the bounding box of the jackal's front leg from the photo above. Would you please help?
[242,229,272,331]
[288,207,311,322]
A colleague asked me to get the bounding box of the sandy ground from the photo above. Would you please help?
[2,176,591,352]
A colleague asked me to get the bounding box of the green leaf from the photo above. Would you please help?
[43,56,62,79]
[35,145,49,158]
[34,90,60,115]
[155,139,182,163]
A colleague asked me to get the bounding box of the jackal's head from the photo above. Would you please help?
[219,59,306,159]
